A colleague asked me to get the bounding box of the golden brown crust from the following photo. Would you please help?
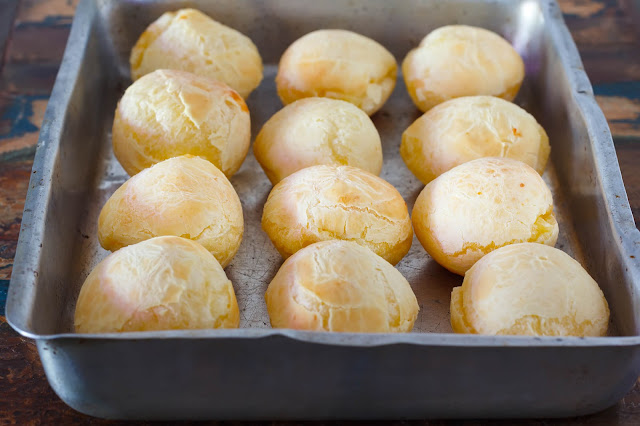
[112,69,250,177]
[402,25,525,112]
[276,29,397,115]
[98,155,243,268]
[262,165,413,265]
[412,157,558,275]
[265,240,419,332]
[130,8,263,98]
[400,96,550,184]
[74,236,239,333]
[450,243,609,337]
[253,98,383,184]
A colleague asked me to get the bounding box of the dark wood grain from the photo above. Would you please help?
[0,0,639,423]
[0,1,19,71]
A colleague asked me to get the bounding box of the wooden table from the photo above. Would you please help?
[1,0,639,423]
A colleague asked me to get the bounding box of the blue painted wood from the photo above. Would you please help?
[594,81,640,101]
[14,15,72,29]
[0,94,49,140]
[0,279,8,316]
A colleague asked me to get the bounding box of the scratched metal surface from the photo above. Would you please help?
[7,0,638,338]
[9,0,640,337]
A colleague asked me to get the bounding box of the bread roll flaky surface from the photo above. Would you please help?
[254,98,383,184]
[401,96,550,183]
[265,240,419,332]
[130,8,263,98]
[451,243,609,336]
[402,25,525,112]
[262,165,412,265]
[98,155,243,268]
[276,29,397,115]
[412,157,558,275]
[112,69,250,177]
[74,236,239,333]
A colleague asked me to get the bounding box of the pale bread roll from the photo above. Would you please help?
[276,29,397,115]
[254,98,383,184]
[130,8,263,98]
[74,236,239,333]
[402,25,525,112]
[98,155,243,268]
[412,157,558,275]
[401,96,550,183]
[112,69,250,177]
[265,240,419,332]
[262,165,413,265]
[450,243,609,336]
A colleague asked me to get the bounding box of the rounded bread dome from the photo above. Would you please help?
[450,243,609,337]
[402,25,524,112]
[276,29,397,115]
[98,155,244,268]
[262,165,413,265]
[265,240,419,332]
[130,8,263,98]
[254,97,383,184]
[412,157,558,275]
[74,236,240,333]
[401,96,549,184]
[112,69,251,177]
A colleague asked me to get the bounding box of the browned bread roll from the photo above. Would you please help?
[401,96,549,183]
[74,236,239,333]
[276,29,397,115]
[262,165,413,265]
[130,8,263,98]
[451,243,609,337]
[265,240,419,332]
[412,157,558,275]
[254,98,383,184]
[402,25,524,112]
[98,155,243,268]
[112,69,250,178]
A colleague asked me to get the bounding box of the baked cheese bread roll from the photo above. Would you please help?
[412,157,558,275]
[262,165,412,265]
[276,29,397,115]
[265,240,419,332]
[401,96,550,183]
[402,25,525,112]
[130,8,263,98]
[74,236,239,333]
[112,69,250,177]
[98,155,243,268]
[451,243,609,336]
[254,98,383,184]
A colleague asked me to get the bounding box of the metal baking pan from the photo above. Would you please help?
[6,0,640,420]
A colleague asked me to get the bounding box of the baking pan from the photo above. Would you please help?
[6,0,640,420]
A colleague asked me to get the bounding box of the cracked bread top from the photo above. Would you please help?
[450,243,609,337]
[412,157,558,275]
[98,155,243,268]
[262,165,412,265]
[112,69,250,177]
[130,8,263,98]
[265,240,419,332]
[75,236,239,333]
[401,96,550,184]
